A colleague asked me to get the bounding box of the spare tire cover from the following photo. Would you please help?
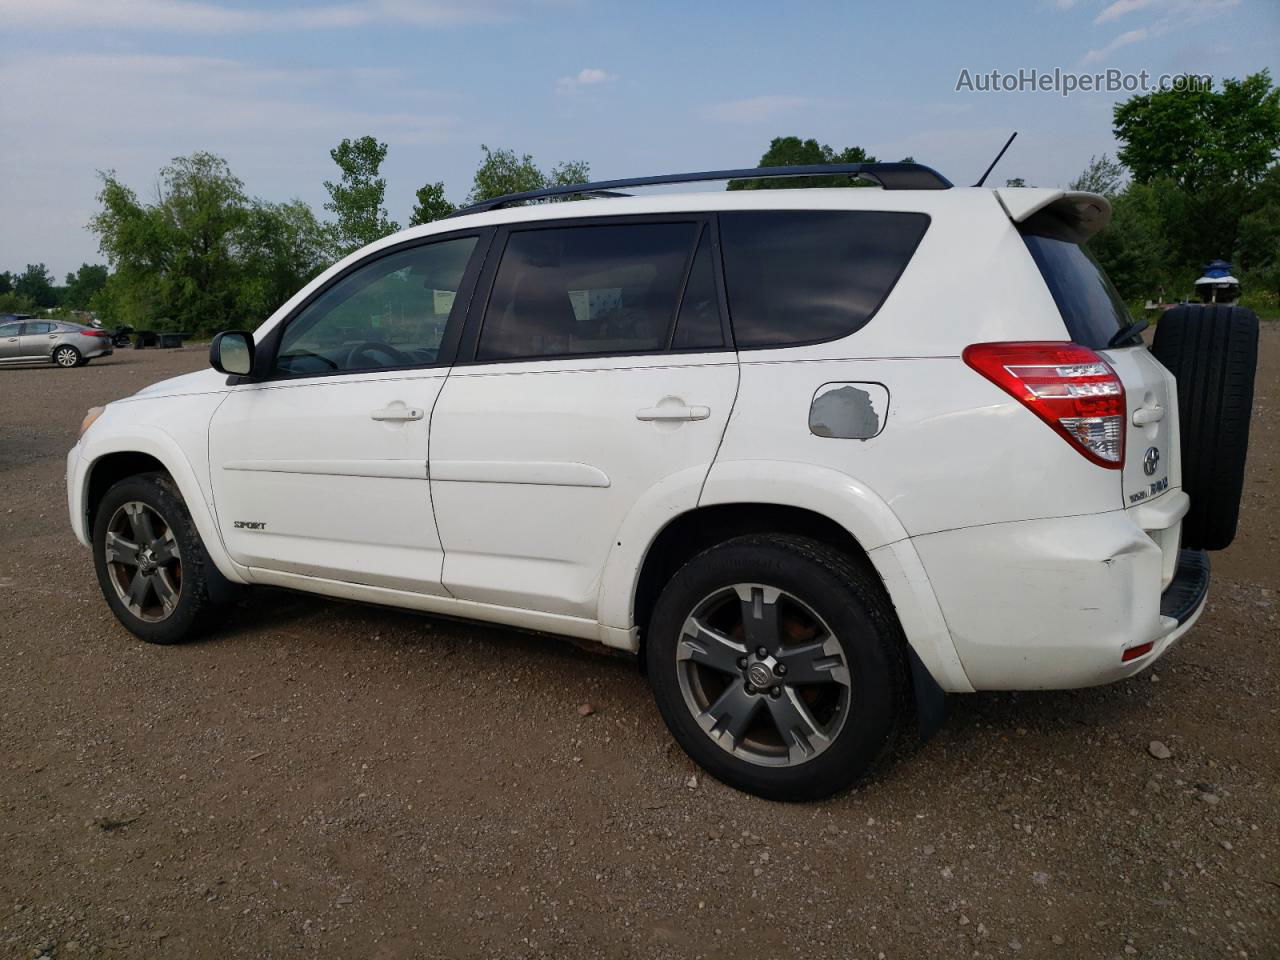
[1150,304,1258,551]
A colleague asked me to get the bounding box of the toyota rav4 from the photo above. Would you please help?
[67,163,1257,800]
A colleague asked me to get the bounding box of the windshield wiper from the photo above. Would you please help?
[1107,318,1149,348]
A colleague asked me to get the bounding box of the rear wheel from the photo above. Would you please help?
[1150,304,1258,550]
[646,535,907,801]
[54,344,82,368]
[92,472,235,644]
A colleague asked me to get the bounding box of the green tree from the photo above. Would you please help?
[1088,180,1172,301]
[1236,165,1280,300]
[408,181,456,225]
[547,159,590,188]
[0,271,12,295]
[465,145,590,204]
[1069,154,1125,197]
[14,263,57,307]
[1114,71,1280,190]
[324,136,399,254]
[1094,71,1280,298]
[0,291,37,314]
[62,263,110,310]
[727,136,877,190]
[89,152,331,334]
[1004,177,1029,188]
[237,199,333,320]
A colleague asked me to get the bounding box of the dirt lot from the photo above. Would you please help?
[1,337,1276,960]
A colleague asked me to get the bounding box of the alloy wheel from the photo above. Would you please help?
[103,501,182,622]
[55,347,79,367]
[675,583,852,767]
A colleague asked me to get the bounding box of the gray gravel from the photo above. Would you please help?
[1,343,1277,959]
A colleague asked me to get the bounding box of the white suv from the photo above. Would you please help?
[67,163,1256,800]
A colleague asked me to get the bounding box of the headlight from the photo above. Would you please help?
[79,406,104,439]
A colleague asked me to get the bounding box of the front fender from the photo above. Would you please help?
[72,414,249,585]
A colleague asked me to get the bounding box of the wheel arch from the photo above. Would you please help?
[76,429,247,585]
[631,503,879,648]
[598,458,973,703]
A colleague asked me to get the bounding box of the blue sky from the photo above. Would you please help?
[1,0,1277,278]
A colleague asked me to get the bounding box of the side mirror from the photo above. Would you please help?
[210,330,255,376]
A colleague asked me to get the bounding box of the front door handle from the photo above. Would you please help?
[636,404,710,422]
[370,404,424,422]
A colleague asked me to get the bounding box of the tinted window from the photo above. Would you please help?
[477,222,699,361]
[0,323,21,338]
[1022,233,1130,349]
[671,228,724,351]
[720,211,930,348]
[274,236,477,376]
[22,322,54,335]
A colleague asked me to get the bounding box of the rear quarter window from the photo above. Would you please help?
[719,210,930,349]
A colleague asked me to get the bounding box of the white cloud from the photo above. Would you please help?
[0,51,462,274]
[1080,0,1240,64]
[1082,27,1149,63]
[1095,0,1157,24]
[701,95,813,124]
[0,0,532,32]
[555,67,615,94]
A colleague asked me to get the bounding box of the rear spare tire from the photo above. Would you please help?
[1150,304,1258,551]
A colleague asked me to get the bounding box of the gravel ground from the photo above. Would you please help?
[1,337,1276,960]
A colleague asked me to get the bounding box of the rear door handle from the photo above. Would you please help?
[1133,405,1164,426]
[370,404,424,422]
[636,404,710,422]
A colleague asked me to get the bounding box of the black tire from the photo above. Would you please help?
[1150,304,1258,551]
[646,535,908,801]
[92,472,236,644]
[53,344,82,368]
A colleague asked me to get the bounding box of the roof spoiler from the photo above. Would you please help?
[995,188,1112,243]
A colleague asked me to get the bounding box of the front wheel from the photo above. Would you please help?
[646,535,908,801]
[92,472,235,644]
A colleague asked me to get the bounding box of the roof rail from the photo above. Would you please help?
[448,162,953,217]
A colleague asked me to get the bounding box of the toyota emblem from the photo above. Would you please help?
[1143,446,1160,476]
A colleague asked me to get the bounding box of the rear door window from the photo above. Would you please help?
[670,227,724,351]
[1021,232,1132,349]
[719,210,930,348]
[476,221,701,362]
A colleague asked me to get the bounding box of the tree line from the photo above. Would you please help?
[6,70,1276,335]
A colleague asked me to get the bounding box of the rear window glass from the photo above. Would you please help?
[1022,232,1131,349]
[719,210,929,348]
[478,222,698,361]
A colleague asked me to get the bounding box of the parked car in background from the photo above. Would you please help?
[0,319,114,368]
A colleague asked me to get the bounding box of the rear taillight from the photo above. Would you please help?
[84,330,109,338]
[963,341,1125,468]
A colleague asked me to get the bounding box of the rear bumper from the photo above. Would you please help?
[82,342,113,359]
[913,492,1208,689]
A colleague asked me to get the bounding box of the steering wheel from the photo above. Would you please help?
[279,348,339,371]
[345,341,412,369]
